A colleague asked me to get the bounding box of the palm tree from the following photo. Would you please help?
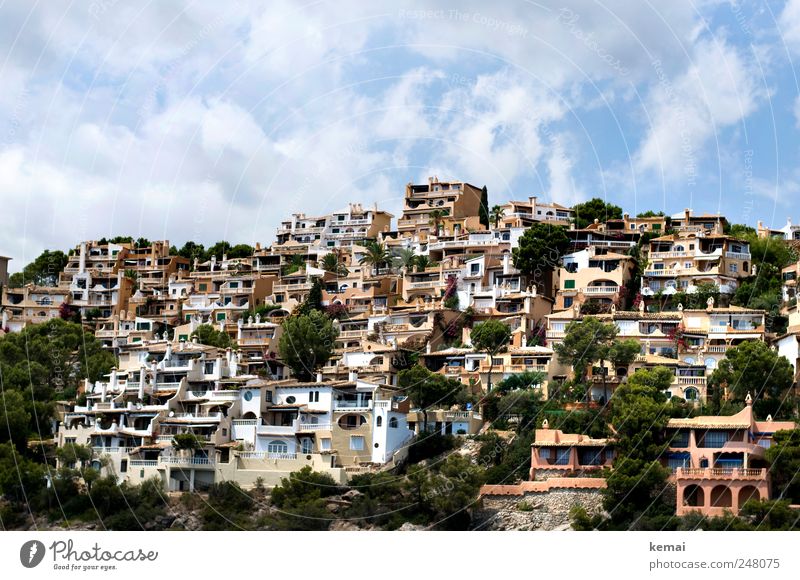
[428,209,449,235]
[489,205,505,228]
[358,241,392,275]
[320,252,347,275]
[415,255,433,272]
[396,248,417,271]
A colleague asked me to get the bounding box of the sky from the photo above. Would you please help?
[2,0,800,272]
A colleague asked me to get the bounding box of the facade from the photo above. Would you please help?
[666,396,795,516]
[641,231,751,298]
[497,196,573,228]
[556,246,636,311]
[397,177,484,238]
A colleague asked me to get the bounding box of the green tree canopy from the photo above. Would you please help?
[278,310,338,381]
[8,249,68,287]
[571,198,623,229]
[766,429,800,503]
[512,223,571,282]
[399,365,464,430]
[0,319,115,445]
[709,340,794,402]
[471,320,511,391]
[191,324,235,349]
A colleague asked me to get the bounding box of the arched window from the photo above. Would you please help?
[704,357,716,369]
[267,440,288,454]
[376,416,383,427]
[684,387,698,401]
[389,417,399,428]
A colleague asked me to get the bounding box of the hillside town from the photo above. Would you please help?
[2,177,800,531]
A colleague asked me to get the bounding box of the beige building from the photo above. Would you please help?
[642,231,751,298]
[397,176,484,238]
[497,196,573,228]
[0,284,71,331]
[556,246,637,311]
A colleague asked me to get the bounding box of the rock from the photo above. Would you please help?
[329,520,362,531]
[342,489,362,500]
[326,503,340,513]
[398,522,426,531]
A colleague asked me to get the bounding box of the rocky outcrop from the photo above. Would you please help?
[474,488,605,531]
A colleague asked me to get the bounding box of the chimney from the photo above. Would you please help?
[503,252,511,275]
[179,338,185,351]
[316,372,323,383]
[348,370,358,382]
[79,242,87,273]
[192,335,198,345]
[1,309,8,328]
[165,341,172,360]
[426,341,432,354]
[210,255,217,271]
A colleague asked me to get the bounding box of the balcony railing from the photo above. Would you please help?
[725,252,751,260]
[238,451,298,460]
[296,422,332,431]
[160,456,214,466]
[129,460,158,467]
[675,467,766,479]
[581,286,619,295]
[677,376,707,386]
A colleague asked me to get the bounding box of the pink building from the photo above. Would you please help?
[665,395,795,516]
[530,421,614,479]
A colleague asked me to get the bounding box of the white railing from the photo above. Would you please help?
[706,345,727,353]
[239,452,298,460]
[406,280,445,289]
[256,424,297,435]
[160,456,214,466]
[643,269,673,277]
[725,252,751,260]
[297,422,332,431]
[274,282,313,293]
[232,419,259,426]
[649,251,690,259]
[129,460,158,467]
[581,286,619,295]
[93,446,136,454]
[678,376,707,385]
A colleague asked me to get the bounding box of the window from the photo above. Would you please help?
[309,391,319,403]
[267,440,288,454]
[376,416,383,427]
[350,436,365,451]
[243,390,253,402]
[555,449,571,465]
[229,282,238,289]
[564,279,575,289]
[729,263,738,273]
[703,431,728,448]
[563,297,574,308]
[389,417,398,428]
[285,395,296,404]
[301,438,313,454]
[670,431,689,448]
[579,449,602,465]
[320,438,332,450]
[216,313,226,321]
[199,283,207,291]
[120,459,127,473]
[667,453,690,470]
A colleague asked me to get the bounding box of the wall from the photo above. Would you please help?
[475,488,605,531]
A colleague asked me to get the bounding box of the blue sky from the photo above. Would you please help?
[2,1,800,271]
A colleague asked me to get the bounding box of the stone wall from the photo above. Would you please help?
[474,488,605,531]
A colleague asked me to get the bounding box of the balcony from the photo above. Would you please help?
[296,422,332,432]
[725,251,751,260]
[274,282,313,293]
[677,376,707,386]
[581,285,619,295]
[334,400,373,411]
[643,269,674,277]
[160,456,215,467]
[675,467,767,480]
[256,423,297,436]
[238,451,298,460]
[406,280,445,289]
